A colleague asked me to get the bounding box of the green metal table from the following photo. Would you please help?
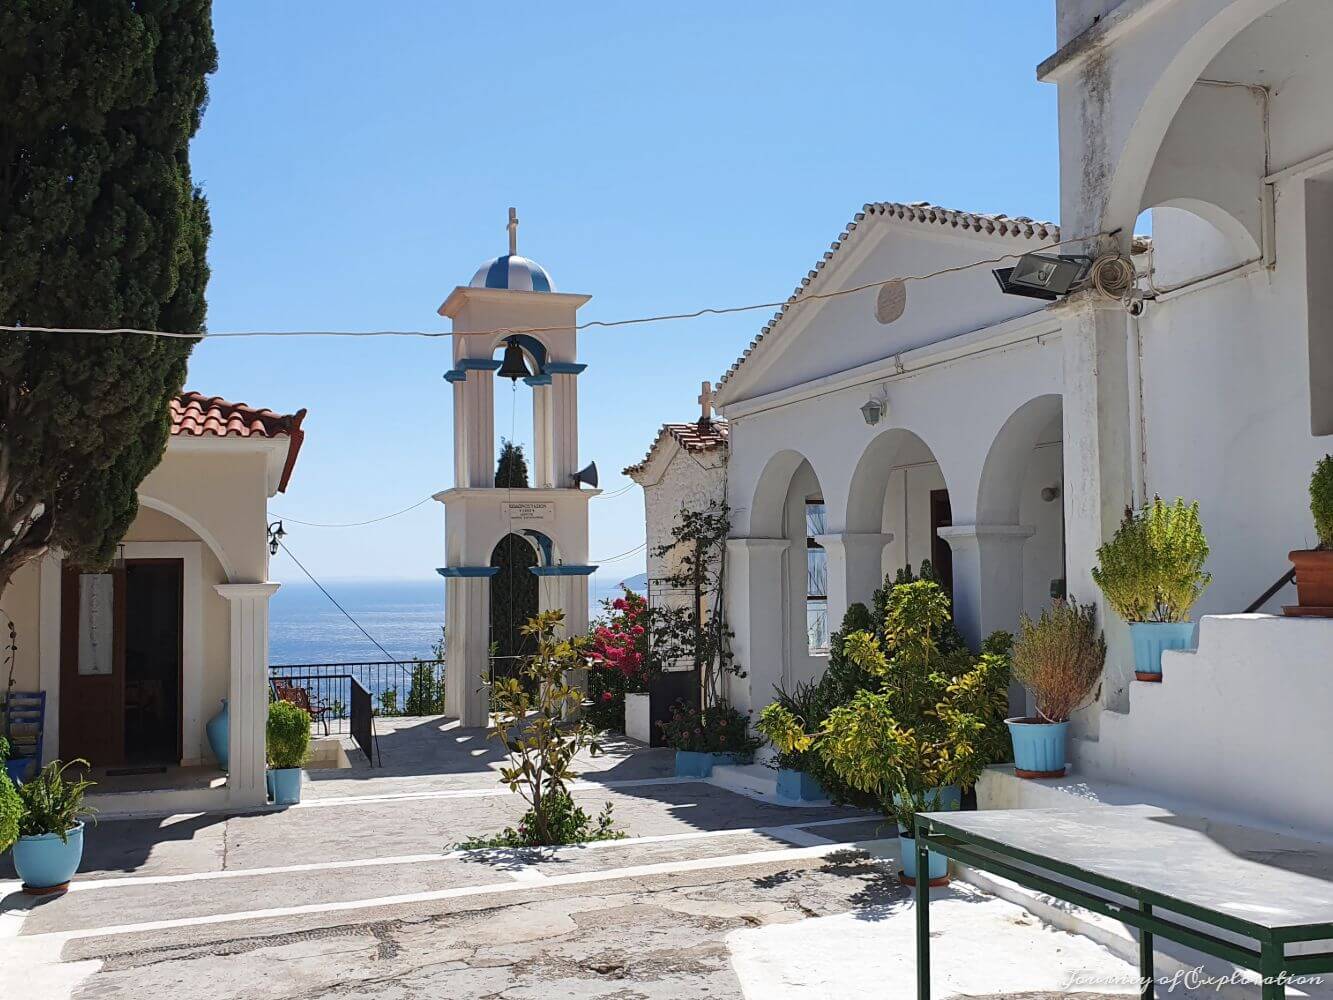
[914,805,1333,999]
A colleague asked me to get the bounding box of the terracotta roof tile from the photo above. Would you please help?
[170,391,307,491]
[716,201,1062,391]
[624,420,728,477]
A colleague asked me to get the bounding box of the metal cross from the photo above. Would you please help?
[507,207,518,256]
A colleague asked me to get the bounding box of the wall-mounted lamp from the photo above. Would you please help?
[994,253,1093,301]
[1040,484,1062,503]
[860,391,889,427]
[267,519,286,556]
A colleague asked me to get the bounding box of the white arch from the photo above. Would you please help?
[137,493,237,582]
[845,427,946,534]
[1100,0,1290,240]
[977,394,1064,526]
[749,449,819,538]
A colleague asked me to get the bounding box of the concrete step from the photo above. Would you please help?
[710,763,779,799]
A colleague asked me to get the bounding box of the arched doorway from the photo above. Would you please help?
[489,533,539,684]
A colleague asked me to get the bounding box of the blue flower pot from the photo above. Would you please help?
[269,767,302,805]
[777,769,826,802]
[674,750,740,778]
[206,698,229,771]
[13,822,84,892]
[899,833,948,884]
[1006,718,1069,778]
[1129,621,1196,681]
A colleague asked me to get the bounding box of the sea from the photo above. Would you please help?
[269,576,645,666]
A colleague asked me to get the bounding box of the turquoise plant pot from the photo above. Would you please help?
[206,698,229,771]
[777,769,826,802]
[1129,621,1196,681]
[1006,718,1069,778]
[269,767,302,805]
[899,833,948,884]
[674,750,740,778]
[13,822,84,893]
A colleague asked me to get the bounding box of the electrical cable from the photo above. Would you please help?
[271,536,398,662]
[0,229,1105,345]
[590,541,646,564]
[270,495,433,527]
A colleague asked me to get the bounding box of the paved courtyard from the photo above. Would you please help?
[2,721,1151,999]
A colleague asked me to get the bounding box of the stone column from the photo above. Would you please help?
[725,538,790,715]
[447,361,499,488]
[527,376,555,487]
[215,582,280,809]
[815,532,893,629]
[1057,294,1136,730]
[937,524,1033,716]
[442,570,495,728]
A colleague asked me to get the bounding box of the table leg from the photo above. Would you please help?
[916,835,930,1000]
[1261,943,1284,1000]
[1138,901,1153,1000]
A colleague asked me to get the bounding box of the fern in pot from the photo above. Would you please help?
[1092,497,1210,680]
[1286,455,1333,616]
[11,759,96,894]
[1007,600,1106,779]
[267,700,311,806]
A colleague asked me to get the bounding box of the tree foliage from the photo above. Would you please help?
[0,1,217,592]
[495,438,529,489]
[1310,455,1333,548]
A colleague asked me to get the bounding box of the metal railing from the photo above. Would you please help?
[268,659,447,738]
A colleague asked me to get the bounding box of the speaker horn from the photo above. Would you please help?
[571,461,599,489]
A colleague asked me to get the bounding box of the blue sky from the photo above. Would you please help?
[188,1,1060,586]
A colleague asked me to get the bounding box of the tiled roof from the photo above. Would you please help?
[623,420,729,477]
[716,201,1062,391]
[170,391,307,491]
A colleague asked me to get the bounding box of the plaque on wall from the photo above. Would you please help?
[503,501,555,523]
[78,573,115,676]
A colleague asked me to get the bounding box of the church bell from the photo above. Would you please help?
[497,339,533,381]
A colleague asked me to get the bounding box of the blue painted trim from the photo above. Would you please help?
[458,358,503,372]
[521,530,555,565]
[529,565,598,577]
[436,566,501,578]
[443,369,466,383]
[545,362,587,375]
[485,255,510,289]
[522,374,552,387]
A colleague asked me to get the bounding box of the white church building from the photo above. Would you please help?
[714,0,1333,841]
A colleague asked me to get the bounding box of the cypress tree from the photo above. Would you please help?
[495,438,530,489]
[0,1,217,594]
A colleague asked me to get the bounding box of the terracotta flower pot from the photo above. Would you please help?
[1285,550,1333,617]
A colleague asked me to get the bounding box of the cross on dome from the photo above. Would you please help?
[468,206,554,292]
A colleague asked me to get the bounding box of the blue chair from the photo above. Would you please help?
[3,690,45,783]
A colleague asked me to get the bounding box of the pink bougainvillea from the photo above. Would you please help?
[587,589,653,692]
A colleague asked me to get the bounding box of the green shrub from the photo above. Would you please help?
[658,701,760,755]
[16,760,95,842]
[1312,456,1333,548]
[0,737,19,851]
[267,700,311,769]
[763,579,1012,818]
[457,791,622,850]
[1092,497,1211,623]
[1013,600,1106,723]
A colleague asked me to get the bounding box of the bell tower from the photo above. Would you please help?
[434,209,599,727]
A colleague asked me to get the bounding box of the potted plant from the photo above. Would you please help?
[1007,600,1106,779]
[660,701,760,777]
[1287,455,1333,616]
[1092,497,1210,680]
[0,739,20,857]
[893,785,954,887]
[267,700,311,805]
[11,759,95,894]
[587,589,656,742]
[758,681,832,802]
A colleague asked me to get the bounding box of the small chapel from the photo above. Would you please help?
[434,210,599,727]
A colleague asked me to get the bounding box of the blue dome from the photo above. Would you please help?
[469,254,554,293]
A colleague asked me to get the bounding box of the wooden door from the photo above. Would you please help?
[60,566,127,766]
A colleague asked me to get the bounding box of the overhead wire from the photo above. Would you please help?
[270,535,398,662]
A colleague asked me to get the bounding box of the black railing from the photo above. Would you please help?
[268,659,447,738]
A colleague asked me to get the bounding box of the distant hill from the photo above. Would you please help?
[618,573,648,594]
